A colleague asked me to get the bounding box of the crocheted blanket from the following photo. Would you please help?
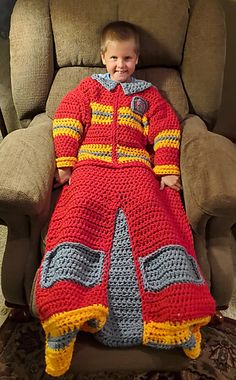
[36,165,215,377]
[35,76,216,376]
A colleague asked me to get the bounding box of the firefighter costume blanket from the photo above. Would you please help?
[35,74,216,377]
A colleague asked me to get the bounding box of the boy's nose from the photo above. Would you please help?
[117,59,125,68]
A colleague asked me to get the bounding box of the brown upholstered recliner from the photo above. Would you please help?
[0,0,236,374]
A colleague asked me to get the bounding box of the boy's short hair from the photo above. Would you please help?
[101,21,140,54]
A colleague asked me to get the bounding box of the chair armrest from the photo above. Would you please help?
[180,115,236,232]
[0,113,55,220]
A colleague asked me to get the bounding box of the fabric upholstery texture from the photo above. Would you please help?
[10,0,54,123]
[0,0,235,374]
[50,0,189,68]
[0,114,54,216]
[181,0,226,128]
[0,37,20,133]
[181,116,236,225]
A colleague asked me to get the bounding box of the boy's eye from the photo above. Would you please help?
[110,56,117,60]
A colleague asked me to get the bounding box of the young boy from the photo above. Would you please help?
[36,21,215,377]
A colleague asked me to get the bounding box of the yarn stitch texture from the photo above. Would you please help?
[36,74,216,377]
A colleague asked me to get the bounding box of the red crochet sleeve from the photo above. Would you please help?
[52,80,91,168]
[147,88,181,177]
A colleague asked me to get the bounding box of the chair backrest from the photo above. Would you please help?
[9,0,225,129]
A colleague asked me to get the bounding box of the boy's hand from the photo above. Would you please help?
[54,167,72,188]
[160,175,182,192]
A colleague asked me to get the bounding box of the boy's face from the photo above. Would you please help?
[101,39,138,83]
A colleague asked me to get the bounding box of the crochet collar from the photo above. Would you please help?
[91,73,152,95]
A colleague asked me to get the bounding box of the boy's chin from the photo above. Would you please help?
[112,73,131,83]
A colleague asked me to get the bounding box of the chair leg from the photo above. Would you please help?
[210,308,227,325]
[5,302,33,322]
[8,308,33,322]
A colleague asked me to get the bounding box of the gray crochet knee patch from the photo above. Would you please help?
[139,245,204,292]
[40,242,105,288]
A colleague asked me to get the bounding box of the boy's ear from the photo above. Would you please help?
[101,52,106,65]
[135,55,139,65]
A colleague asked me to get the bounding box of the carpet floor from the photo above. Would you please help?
[0,317,235,380]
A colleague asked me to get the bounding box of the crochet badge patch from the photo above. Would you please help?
[131,96,148,116]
